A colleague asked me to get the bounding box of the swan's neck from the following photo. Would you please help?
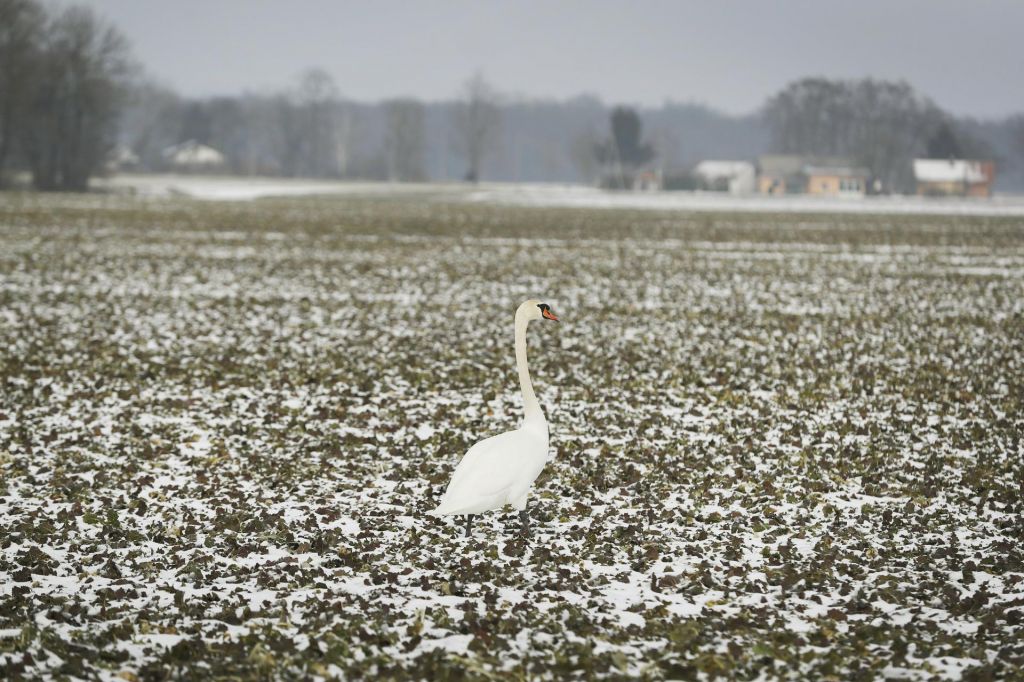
[515,314,544,425]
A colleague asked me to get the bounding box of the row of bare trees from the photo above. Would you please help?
[116,72,1024,190]
[0,0,134,190]
[119,70,503,183]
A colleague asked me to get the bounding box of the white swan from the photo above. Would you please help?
[429,299,559,536]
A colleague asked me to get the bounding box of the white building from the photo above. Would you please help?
[913,159,994,197]
[693,160,756,195]
[107,144,139,172]
[161,140,226,172]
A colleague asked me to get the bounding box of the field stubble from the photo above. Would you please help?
[0,192,1022,679]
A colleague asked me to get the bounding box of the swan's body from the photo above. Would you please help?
[429,300,558,534]
[430,424,548,515]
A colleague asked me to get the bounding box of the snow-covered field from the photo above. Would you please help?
[94,174,445,202]
[95,173,1024,216]
[1,192,1022,679]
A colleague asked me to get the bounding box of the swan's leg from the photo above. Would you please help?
[465,514,475,537]
[518,509,530,538]
[511,492,531,538]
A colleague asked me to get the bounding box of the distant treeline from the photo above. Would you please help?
[118,71,771,188]
[2,0,1023,192]
[118,73,1024,192]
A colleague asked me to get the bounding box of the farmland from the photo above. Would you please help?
[1,190,1022,680]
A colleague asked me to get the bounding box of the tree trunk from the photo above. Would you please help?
[0,137,9,190]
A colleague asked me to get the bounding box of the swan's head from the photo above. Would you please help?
[519,299,559,323]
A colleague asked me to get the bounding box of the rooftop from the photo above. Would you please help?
[694,160,755,178]
[913,159,991,184]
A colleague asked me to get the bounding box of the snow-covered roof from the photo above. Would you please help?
[913,159,988,184]
[162,140,225,166]
[694,161,754,179]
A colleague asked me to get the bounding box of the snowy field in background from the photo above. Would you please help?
[94,174,443,202]
[96,173,1024,216]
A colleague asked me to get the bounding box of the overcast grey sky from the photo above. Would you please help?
[77,0,1024,118]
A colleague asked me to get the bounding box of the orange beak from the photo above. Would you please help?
[542,308,559,322]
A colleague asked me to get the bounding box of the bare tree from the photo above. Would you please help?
[593,106,655,188]
[763,77,944,193]
[24,4,134,190]
[384,98,426,182]
[295,68,344,177]
[0,0,44,187]
[851,80,943,192]
[120,79,183,170]
[265,70,343,178]
[270,93,303,177]
[453,73,500,182]
[926,121,962,159]
[1009,115,1024,166]
[232,94,289,175]
[569,129,601,184]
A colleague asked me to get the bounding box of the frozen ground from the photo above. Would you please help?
[94,173,1024,216]
[0,193,1022,679]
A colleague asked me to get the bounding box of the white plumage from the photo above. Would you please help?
[429,299,559,535]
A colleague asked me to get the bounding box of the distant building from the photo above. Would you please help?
[693,160,755,195]
[162,140,226,172]
[757,155,806,195]
[757,155,869,197]
[804,163,869,198]
[632,169,662,191]
[913,159,995,197]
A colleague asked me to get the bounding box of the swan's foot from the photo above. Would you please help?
[464,514,475,537]
[519,510,531,538]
